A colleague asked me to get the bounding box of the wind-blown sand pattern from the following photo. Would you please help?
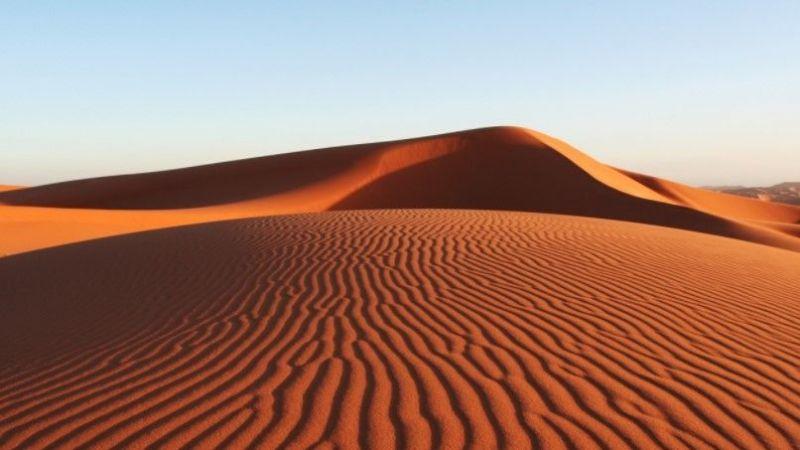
[3,211,800,449]
[2,127,800,449]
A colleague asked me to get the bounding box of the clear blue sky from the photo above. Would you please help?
[2,1,798,186]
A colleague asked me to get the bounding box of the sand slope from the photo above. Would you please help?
[2,126,799,255]
[2,127,800,449]
[2,210,800,449]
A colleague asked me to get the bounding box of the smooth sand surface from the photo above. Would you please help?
[2,210,800,449]
[2,127,800,449]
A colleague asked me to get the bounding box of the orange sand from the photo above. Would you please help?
[2,127,800,449]
[2,127,798,255]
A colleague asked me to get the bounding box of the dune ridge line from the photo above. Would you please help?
[1,126,799,255]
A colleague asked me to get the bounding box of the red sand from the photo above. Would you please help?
[1,127,800,449]
[2,126,798,255]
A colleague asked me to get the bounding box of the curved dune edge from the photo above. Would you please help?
[1,126,799,255]
[2,209,800,449]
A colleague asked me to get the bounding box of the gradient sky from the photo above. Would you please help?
[2,1,798,187]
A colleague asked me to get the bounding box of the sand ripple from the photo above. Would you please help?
[2,210,799,449]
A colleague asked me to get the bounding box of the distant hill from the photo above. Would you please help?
[705,182,800,206]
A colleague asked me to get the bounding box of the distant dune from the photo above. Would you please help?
[706,182,800,206]
[2,127,800,449]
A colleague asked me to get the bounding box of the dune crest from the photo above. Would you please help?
[2,126,800,254]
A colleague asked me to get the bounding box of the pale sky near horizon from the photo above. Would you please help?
[2,1,798,187]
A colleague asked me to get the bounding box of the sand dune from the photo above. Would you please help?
[622,171,800,225]
[2,210,800,449]
[2,127,800,449]
[2,127,799,255]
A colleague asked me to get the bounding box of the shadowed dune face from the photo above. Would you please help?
[2,210,800,449]
[330,140,800,252]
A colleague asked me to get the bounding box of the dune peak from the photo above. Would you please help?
[1,126,799,255]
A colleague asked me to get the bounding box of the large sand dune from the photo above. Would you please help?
[2,127,800,449]
[2,210,800,449]
[2,127,799,255]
